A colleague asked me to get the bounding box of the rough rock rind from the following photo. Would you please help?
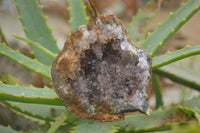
[51,14,152,121]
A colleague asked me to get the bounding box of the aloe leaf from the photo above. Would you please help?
[0,43,51,80]
[181,96,200,110]
[172,122,200,133]
[154,64,200,91]
[181,95,200,122]
[72,119,119,133]
[0,26,8,46]
[12,35,57,59]
[152,45,200,70]
[128,0,159,43]
[0,82,62,106]
[15,0,59,65]
[32,124,74,133]
[118,106,196,132]
[67,0,89,31]
[0,125,18,133]
[1,101,56,122]
[153,74,163,109]
[1,101,78,124]
[0,74,21,85]
[141,0,200,56]
[47,110,70,133]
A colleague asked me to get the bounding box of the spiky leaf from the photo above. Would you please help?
[118,107,196,132]
[0,82,62,105]
[72,119,119,133]
[152,45,200,70]
[0,125,18,133]
[67,0,89,31]
[153,74,163,109]
[0,43,51,80]
[15,0,59,65]
[47,110,70,133]
[128,0,159,43]
[141,0,200,56]
[181,95,200,122]
[13,35,57,59]
[154,64,200,91]
[1,101,78,123]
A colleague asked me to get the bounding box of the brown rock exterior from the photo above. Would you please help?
[51,14,152,121]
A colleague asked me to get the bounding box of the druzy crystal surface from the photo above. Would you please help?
[51,14,152,121]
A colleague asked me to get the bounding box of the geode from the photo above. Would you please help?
[51,14,152,121]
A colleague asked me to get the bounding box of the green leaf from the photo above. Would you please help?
[1,101,78,124]
[152,45,200,70]
[172,122,200,133]
[67,0,89,31]
[47,110,70,133]
[141,0,200,56]
[15,0,59,65]
[0,74,21,85]
[118,106,196,132]
[181,95,200,122]
[0,26,8,46]
[0,125,18,133]
[0,82,62,106]
[12,35,57,59]
[32,124,74,133]
[128,0,158,43]
[0,43,51,80]
[154,64,200,91]
[72,119,119,133]
[153,74,163,109]
[1,101,57,122]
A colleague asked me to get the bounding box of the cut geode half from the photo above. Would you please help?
[51,14,152,121]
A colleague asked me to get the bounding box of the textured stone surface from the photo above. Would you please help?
[51,14,152,121]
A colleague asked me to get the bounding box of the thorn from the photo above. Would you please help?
[83,6,86,10]
[22,27,25,31]
[166,51,170,54]
[17,16,21,19]
[180,2,185,6]
[30,51,34,55]
[49,27,53,32]
[164,60,168,63]
[169,12,173,16]
[18,61,23,64]
[39,5,44,9]
[171,29,175,33]
[16,49,20,52]
[186,45,190,48]
[182,18,186,22]
[182,53,186,56]
[147,32,151,36]
[44,16,48,20]
[67,7,70,11]
[157,22,161,27]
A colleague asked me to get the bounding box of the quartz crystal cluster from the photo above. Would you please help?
[51,14,152,121]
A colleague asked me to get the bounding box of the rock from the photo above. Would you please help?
[51,14,152,121]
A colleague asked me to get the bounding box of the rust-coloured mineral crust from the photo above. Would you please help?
[51,14,152,121]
